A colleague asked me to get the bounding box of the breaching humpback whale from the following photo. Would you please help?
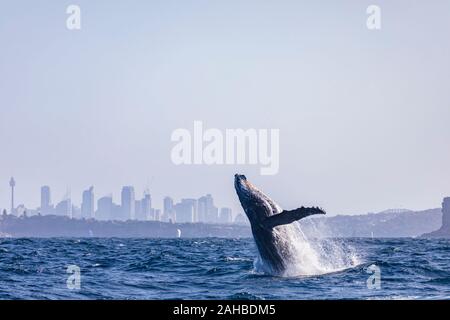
[234,174,325,275]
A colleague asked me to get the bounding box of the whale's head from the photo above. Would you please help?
[234,174,280,222]
[234,174,250,192]
[234,174,257,201]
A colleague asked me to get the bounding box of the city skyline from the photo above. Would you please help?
[1,176,240,224]
[2,173,448,220]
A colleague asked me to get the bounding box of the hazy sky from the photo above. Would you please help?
[1,0,450,215]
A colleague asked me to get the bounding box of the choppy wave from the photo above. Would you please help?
[0,237,449,299]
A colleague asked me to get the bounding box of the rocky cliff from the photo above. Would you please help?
[421,197,450,238]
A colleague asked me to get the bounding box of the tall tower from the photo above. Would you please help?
[81,186,95,219]
[121,186,135,220]
[163,196,174,215]
[41,186,52,214]
[141,191,152,221]
[9,177,15,215]
[163,196,174,222]
[198,194,217,223]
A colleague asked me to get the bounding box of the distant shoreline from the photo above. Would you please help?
[0,214,251,238]
[0,207,444,238]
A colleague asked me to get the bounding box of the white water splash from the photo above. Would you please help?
[255,219,361,277]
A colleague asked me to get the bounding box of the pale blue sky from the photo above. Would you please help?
[1,1,450,215]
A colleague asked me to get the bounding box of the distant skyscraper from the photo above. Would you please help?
[175,199,197,223]
[219,207,233,224]
[135,199,142,219]
[163,196,174,222]
[163,196,173,215]
[183,198,198,222]
[153,209,161,221]
[198,194,218,223]
[60,189,73,218]
[96,196,113,221]
[198,197,207,222]
[211,206,219,223]
[141,192,152,220]
[9,177,15,215]
[40,186,52,215]
[121,186,135,220]
[81,186,95,219]
[111,203,123,221]
[54,198,71,217]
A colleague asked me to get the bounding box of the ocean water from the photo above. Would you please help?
[0,237,449,300]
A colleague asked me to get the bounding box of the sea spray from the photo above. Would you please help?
[254,219,361,277]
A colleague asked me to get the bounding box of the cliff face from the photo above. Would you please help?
[442,197,450,230]
[300,209,441,238]
[421,197,450,238]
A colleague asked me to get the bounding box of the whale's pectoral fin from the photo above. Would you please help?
[263,206,326,229]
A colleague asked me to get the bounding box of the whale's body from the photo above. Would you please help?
[234,174,325,275]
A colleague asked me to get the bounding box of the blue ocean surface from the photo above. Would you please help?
[0,238,449,300]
